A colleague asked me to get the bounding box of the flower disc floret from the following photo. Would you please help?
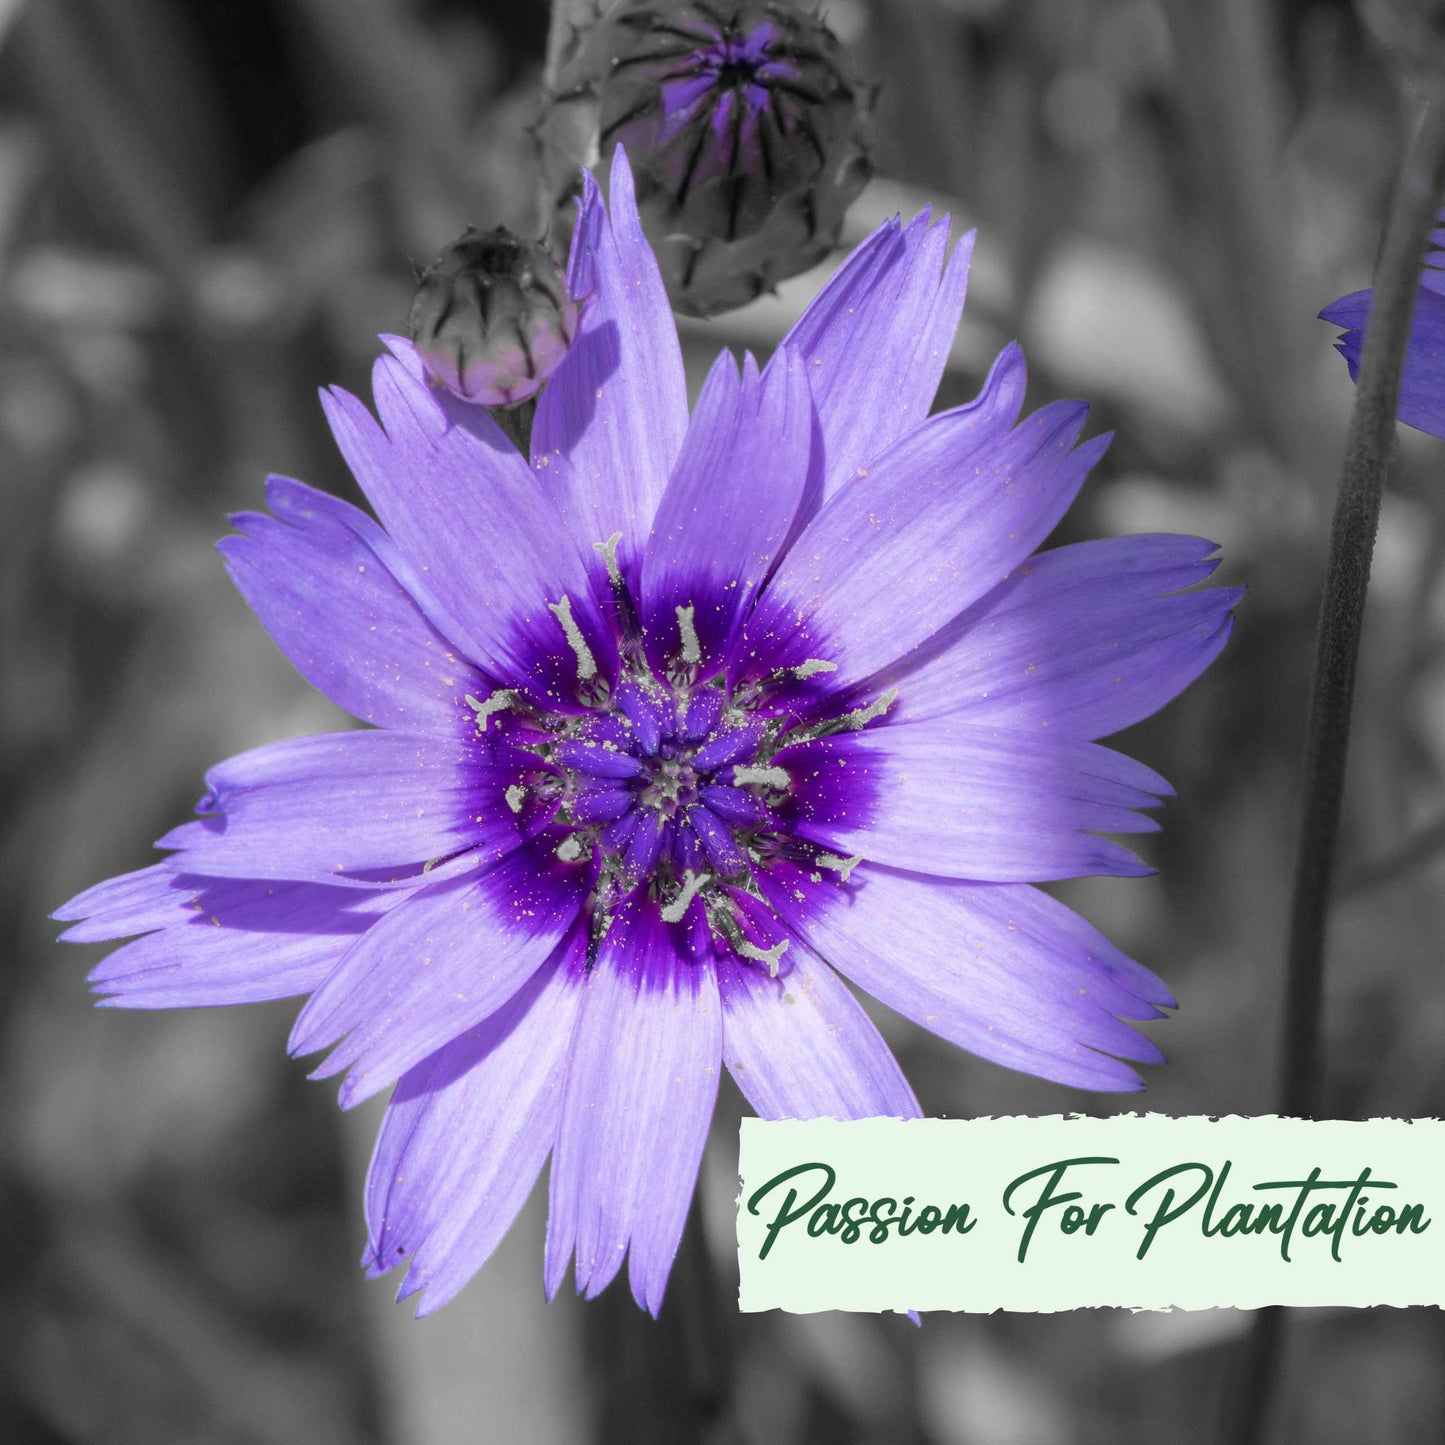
[478,642,885,976]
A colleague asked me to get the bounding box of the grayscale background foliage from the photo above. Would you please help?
[3,1,1442,1441]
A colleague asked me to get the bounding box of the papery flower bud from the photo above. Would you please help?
[408,226,579,406]
[537,0,873,317]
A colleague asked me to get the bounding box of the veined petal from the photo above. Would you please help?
[718,942,919,1120]
[322,357,616,710]
[745,346,1108,690]
[641,344,814,675]
[291,845,585,1107]
[262,474,481,664]
[533,151,690,582]
[777,210,974,500]
[364,936,584,1315]
[156,731,533,885]
[775,863,1168,1091]
[54,861,197,941]
[220,477,490,732]
[890,535,1243,738]
[778,717,1169,882]
[545,901,721,1315]
[88,879,411,1009]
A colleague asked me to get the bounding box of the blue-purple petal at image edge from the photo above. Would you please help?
[1320,214,1445,438]
[53,148,1241,1318]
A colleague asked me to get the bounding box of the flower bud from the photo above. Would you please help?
[408,226,579,407]
[537,0,874,317]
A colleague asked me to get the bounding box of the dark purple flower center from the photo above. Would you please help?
[469,567,892,975]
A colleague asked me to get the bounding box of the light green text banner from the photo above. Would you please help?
[736,1116,1445,1312]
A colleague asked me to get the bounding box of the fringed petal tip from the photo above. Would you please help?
[536,1245,668,1318]
[1101,1065,1148,1094]
[542,1252,568,1306]
[1319,282,1445,437]
[297,1036,380,1113]
[361,1245,448,1319]
[633,1270,667,1320]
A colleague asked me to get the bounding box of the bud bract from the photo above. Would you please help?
[409,226,579,407]
[537,0,874,317]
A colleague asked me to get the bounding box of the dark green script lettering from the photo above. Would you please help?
[1126,1161,1219,1260]
[746,1162,976,1259]
[748,1162,836,1261]
[1245,1168,1428,1262]
[1002,1157,1120,1263]
[1126,1161,1431,1262]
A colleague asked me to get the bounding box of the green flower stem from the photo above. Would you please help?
[1226,98,1445,1445]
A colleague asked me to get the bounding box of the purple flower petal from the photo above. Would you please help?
[545,901,721,1315]
[776,210,973,501]
[533,151,689,584]
[322,359,617,710]
[288,844,586,1106]
[364,936,585,1315]
[890,535,1243,738]
[746,347,1110,689]
[155,731,534,884]
[54,861,197,941]
[774,862,1168,1091]
[641,344,814,674]
[779,719,1169,882]
[718,944,919,1119]
[263,474,481,660]
[220,478,491,732]
[1321,283,1445,440]
[89,879,411,1008]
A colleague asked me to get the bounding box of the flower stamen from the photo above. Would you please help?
[705,894,789,976]
[659,867,713,923]
[731,763,790,789]
[675,603,703,665]
[592,531,625,589]
[465,689,520,732]
[548,594,599,681]
[812,851,864,883]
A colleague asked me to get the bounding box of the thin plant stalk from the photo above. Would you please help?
[1280,98,1445,1119]
[1225,98,1445,1445]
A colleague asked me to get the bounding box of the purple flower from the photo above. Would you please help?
[1321,213,1445,437]
[55,150,1239,1317]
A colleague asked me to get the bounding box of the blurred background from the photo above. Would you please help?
[4,0,1445,1440]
